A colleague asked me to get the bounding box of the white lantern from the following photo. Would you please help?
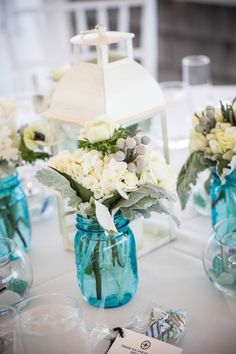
[46,25,174,252]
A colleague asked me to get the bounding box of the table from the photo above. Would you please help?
[27,86,236,353]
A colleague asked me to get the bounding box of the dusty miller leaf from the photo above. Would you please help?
[114,184,178,224]
[149,201,180,226]
[113,184,175,212]
[50,167,93,202]
[177,151,215,209]
[94,200,118,235]
[36,168,81,209]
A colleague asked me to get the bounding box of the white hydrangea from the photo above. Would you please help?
[48,147,176,200]
[0,97,18,164]
[49,149,137,199]
[140,151,176,193]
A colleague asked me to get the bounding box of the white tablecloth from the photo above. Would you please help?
[27,86,236,353]
[28,204,236,354]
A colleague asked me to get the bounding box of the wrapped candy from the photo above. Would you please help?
[92,305,187,353]
[126,305,187,345]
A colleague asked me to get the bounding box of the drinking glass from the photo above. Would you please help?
[182,55,212,111]
[151,81,192,153]
[0,306,17,354]
[16,294,91,354]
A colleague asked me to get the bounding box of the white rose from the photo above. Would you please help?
[83,116,115,143]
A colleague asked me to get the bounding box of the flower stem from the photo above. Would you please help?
[93,241,102,300]
[6,209,27,248]
[111,239,125,267]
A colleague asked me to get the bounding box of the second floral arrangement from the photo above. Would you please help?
[177,99,236,225]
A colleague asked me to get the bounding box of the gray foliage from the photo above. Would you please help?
[36,167,81,209]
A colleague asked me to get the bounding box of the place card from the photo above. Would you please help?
[107,328,183,354]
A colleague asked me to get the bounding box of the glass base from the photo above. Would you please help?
[209,255,236,297]
[84,291,136,308]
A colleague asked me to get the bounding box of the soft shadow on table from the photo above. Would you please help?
[224,295,236,319]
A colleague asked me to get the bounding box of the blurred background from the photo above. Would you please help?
[1,0,236,98]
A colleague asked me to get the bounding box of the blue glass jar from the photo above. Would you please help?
[210,169,236,226]
[74,213,138,308]
[0,174,31,251]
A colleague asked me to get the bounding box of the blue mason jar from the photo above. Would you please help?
[0,174,31,251]
[210,169,236,226]
[74,212,138,308]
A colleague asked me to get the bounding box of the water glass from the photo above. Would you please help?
[152,81,192,151]
[16,294,91,354]
[182,55,212,111]
[0,306,17,354]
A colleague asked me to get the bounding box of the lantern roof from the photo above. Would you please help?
[71,25,134,46]
[46,25,165,126]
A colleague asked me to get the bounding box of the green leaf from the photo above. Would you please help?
[49,167,93,202]
[177,151,215,209]
[102,193,122,209]
[204,174,212,194]
[217,158,230,176]
[0,160,16,177]
[19,136,50,163]
[36,168,81,209]
[78,127,130,156]
[220,101,236,126]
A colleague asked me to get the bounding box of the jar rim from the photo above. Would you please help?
[0,238,17,264]
[17,293,81,326]
[0,173,19,190]
[76,212,129,240]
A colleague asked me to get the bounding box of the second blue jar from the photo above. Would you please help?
[210,169,236,226]
[0,174,31,251]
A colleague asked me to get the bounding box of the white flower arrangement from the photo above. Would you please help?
[36,117,177,233]
[0,97,53,178]
[177,99,236,209]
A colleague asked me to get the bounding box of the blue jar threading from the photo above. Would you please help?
[74,212,138,308]
[0,174,31,251]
